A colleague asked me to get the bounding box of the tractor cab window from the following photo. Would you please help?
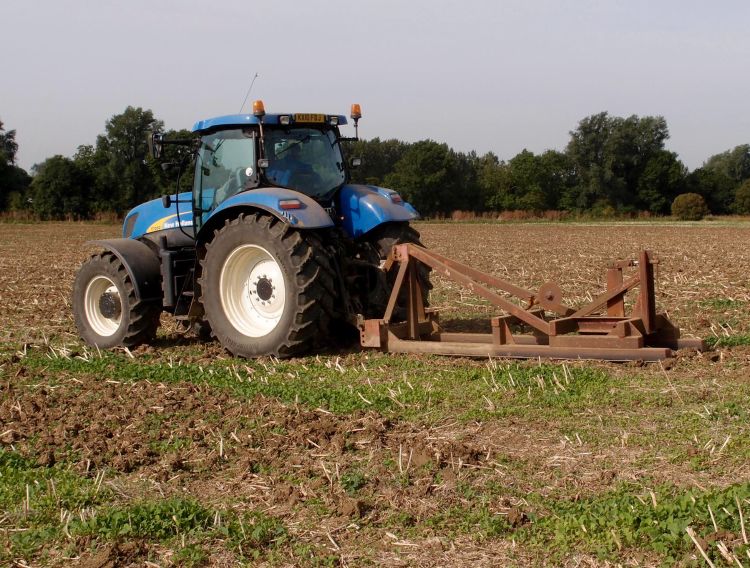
[263,127,345,198]
[194,128,256,226]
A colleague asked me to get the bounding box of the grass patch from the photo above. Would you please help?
[77,497,286,556]
[696,298,747,311]
[426,505,511,539]
[0,449,109,559]
[526,482,750,564]
[0,448,286,562]
[20,348,612,423]
[77,497,214,540]
[705,333,750,348]
[417,481,750,565]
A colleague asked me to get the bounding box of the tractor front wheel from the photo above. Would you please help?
[199,213,335,358]
[72,252,161,348]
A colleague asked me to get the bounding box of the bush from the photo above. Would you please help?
[671,193,709,220]
[733,180,750,214]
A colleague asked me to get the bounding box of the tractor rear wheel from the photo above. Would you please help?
[199,213,335,358]
[72,252,161,348]
[366,222,432,319]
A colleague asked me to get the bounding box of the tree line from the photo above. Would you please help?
[1,108,749,220]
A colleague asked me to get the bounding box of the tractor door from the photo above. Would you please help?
[193,128,258,231]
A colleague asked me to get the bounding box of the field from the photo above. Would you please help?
[1,220,750,567]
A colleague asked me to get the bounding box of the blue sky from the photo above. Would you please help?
[3,0,749,171]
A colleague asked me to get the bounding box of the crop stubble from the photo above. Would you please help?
[1,221,749,566]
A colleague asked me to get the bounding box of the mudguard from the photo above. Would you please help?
[338,184,419,238]
[206,187,334,231]
[88,239,162,302]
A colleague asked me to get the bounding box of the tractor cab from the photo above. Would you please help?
[190,102,355,230]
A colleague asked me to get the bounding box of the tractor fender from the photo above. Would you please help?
[88,239,162,302]
[197,187,334,240]
[338,184,419,238]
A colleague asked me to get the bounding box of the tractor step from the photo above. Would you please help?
[360,245,705,362]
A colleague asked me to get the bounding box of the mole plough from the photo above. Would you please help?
[360,245,705,362]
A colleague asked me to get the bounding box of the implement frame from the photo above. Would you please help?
[359,244,705,362]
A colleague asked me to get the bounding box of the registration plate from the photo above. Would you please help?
[294,113,325,123]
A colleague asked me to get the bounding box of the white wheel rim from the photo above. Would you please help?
[84,276,122,337]
[220,244,286,338]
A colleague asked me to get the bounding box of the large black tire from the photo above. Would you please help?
[72,252,161,349]
[198,213,335,358]
[366,222,432,319]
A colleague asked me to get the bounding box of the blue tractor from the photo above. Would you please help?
[72,101,430,357]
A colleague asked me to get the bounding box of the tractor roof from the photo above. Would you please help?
[192,113,348,133]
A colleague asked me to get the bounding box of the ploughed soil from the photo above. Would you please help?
[2,220,750,566]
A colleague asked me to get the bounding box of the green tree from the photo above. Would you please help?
[384,140,462,216]
[150,128,196,196]
[540,150,577,211]
[344,138,411,186]
[636,150,687,214]
[90,107,163,214]
[0,120,19,164]
[686,167,734,214]
[704,144,750,184]
[565,112,670,212]
[476,152,512,210]
[485,149,575,212]
[29,156,90,219]
[0,119,32,211]
[733,179,750,214]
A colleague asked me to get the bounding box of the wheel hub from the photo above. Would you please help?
[255,277,274,301]
[99,291,122,319]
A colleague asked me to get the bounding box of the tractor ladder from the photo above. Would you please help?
[359,245,705,362]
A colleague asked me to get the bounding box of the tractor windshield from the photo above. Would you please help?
[264,127,346,198]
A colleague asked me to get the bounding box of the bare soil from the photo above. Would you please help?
[2,220,750,566]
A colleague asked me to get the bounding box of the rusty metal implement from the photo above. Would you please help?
[359,244,705,362]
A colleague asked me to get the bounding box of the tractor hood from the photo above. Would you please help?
[122,192,194,239]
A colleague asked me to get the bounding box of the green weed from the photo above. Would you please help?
[0,449,109,558]
[340,470,368,495]
[77,497,214,540]
[705,333,750,348]
[525,482,750,564]
[173,543,209,567]
[696,298,747,311]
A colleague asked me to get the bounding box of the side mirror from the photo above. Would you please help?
[350,157,363,169]
[147,131,164,160]
[161,194,172,208]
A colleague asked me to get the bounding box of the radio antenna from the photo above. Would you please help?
[238,73,260,114]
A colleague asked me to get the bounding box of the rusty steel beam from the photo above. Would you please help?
[359,244,705,362]
[404,246,537,304]
[401,245,551,335]
[384,335,673,362]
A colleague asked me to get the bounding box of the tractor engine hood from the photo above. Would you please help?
[122,192,194,239]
